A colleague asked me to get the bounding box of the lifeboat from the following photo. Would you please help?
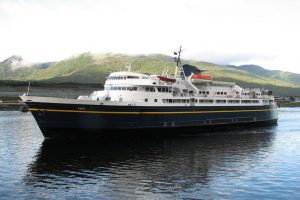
[157,76,176,83]
[191,74,212,80]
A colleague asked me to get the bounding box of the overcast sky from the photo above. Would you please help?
[1,0,300,73]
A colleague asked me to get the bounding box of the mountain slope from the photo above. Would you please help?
[1,53,300,96]
[227,64,300,86]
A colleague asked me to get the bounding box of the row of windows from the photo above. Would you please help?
[144,87,172,93]
[107,76,139,80]
[211,83,233,87]
[162,99,193,103]
[194,82,233,88]
[199,91,209,94]
[161,99,230,104]
[157,87,173,93]
[242,93,261,96]
[106,86,173,93]
[105,86,137,91]
[228,100,240,103]
[241,100,260,103]
[145,87,155,92]
[162,99,212,103]
[216,100,226,103]
[216,91,227,95]
[160,99,267,104]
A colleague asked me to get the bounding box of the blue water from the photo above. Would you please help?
[0,108,300,199]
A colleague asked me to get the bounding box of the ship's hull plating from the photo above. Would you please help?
[25,101,278,138]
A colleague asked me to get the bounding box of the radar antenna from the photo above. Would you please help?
[174,46,186,79]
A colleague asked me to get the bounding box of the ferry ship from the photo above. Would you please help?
[21,47,278,138]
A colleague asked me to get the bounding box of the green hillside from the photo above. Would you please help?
[227,64,300,87]
[1,53,300,96]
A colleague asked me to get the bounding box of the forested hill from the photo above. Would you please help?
[1,53,300,96]
[226,64,300,87]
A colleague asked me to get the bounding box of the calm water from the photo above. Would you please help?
[1,108,300,199]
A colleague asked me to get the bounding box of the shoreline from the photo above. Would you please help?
[0,102,25,111]
[277,102,300,107]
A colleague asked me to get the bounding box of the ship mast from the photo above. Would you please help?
[174,46,186,79]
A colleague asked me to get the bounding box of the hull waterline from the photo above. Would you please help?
[25,100,278,138]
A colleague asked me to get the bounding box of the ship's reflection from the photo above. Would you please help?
[24,127,277,196]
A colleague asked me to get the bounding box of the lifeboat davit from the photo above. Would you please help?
[191,74,212,80]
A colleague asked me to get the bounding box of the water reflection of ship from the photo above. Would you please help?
[24,129,276,194]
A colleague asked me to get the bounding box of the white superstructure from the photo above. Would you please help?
[78,47,275,108]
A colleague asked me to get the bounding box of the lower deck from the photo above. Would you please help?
[25,101,278,138]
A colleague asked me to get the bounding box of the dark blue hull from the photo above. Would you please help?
[26,102,278,138]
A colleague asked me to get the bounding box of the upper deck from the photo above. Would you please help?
[78,47,275,107]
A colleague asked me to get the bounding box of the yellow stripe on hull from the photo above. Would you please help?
[28,108,276,115]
